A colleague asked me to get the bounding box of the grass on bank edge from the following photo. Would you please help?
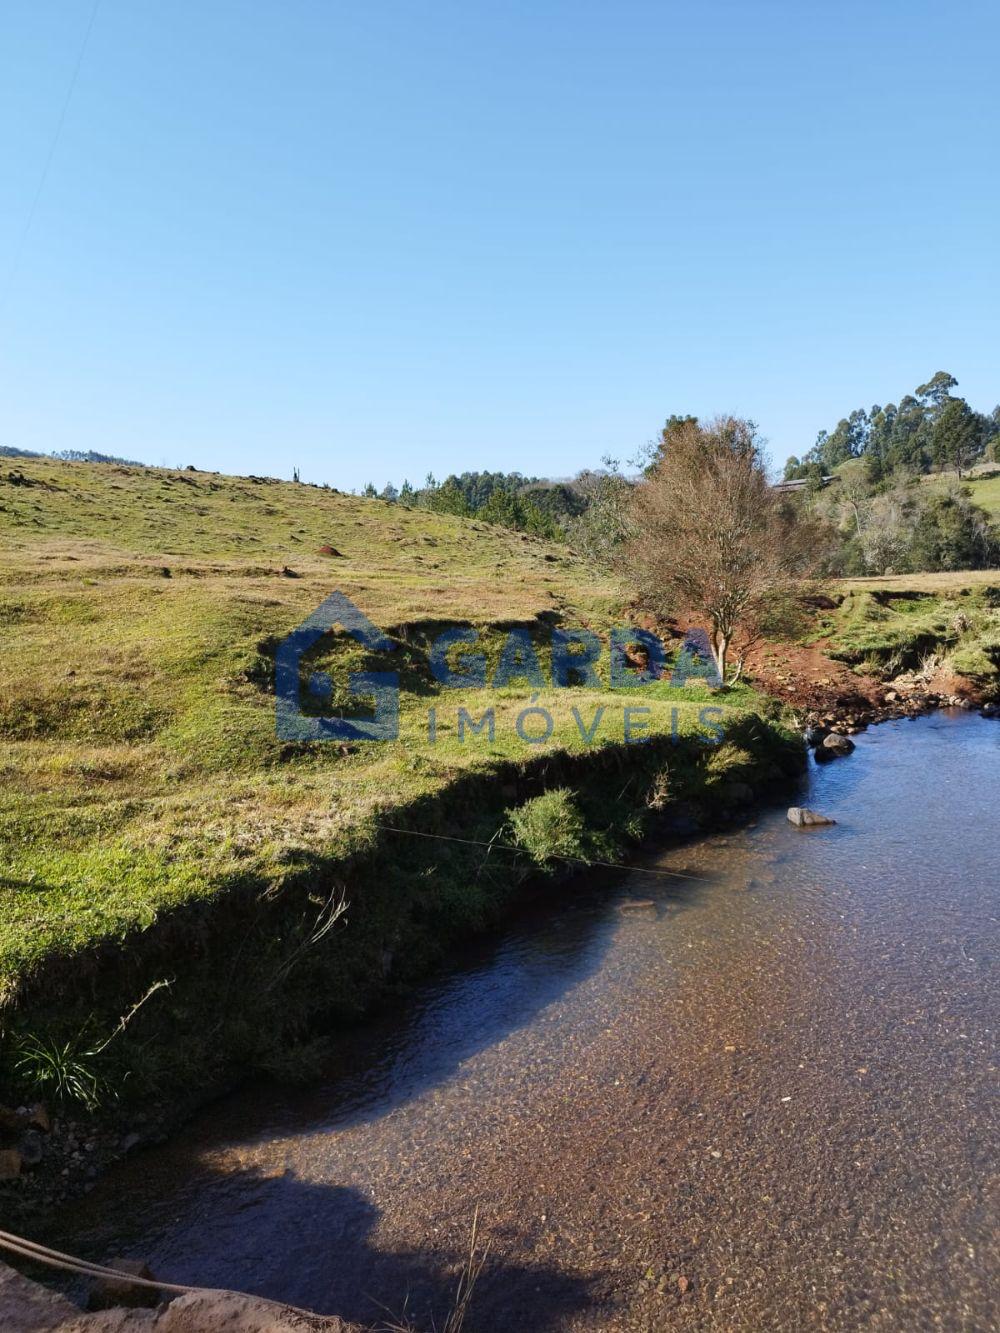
[814,577,1000,681]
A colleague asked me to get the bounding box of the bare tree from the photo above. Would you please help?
[564,458,635,564]
[859,484,911,574]
[833,458,873,539]
[624,416,821,683]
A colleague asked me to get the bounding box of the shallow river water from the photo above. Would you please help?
[60,710,999,1331]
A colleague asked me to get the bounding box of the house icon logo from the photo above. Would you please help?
[275,592,399,742]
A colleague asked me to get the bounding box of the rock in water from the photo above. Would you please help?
[787,807,836,827]
[821,733,855,756]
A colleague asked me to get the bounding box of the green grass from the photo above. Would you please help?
[815,574,1000,681]
[919,468,1000,520]
[967,473,1000,519]
[0,458,789,1094]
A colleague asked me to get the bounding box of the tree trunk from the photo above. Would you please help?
[712,630,728,685]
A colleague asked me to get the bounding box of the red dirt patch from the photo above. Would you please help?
[750,639,882,715]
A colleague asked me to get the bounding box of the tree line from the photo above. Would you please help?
[361,373,1000,577]
[359,469,592,541]
[784,371,1000,482]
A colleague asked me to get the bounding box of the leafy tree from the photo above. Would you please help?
[424,477,471,516]
[825,409,870,468]
[908,488,995,571]
[931,398,981,477]
[864,403,896,483]
[916,371,959,407]
[518,480,587,523]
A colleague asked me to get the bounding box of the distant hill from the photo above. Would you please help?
[1,445,144,465]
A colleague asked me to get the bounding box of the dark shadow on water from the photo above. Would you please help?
[141,860,717,1148]
[61,1167,600,1332]
[51,861,712,1325]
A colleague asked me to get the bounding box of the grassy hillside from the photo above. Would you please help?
[0,458,795,1102]
[816,571,1000,681]
[920,468,1000,519]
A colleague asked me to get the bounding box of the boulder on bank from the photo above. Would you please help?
[1,1260,365,1331]
[0,1105,22,1134]
[0,1148,22,1178]
[719,781,755,807]
[787,807,836,827]
[86,1260,161,1312]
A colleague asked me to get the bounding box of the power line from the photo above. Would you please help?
[1,0,102,313]
[0,1229,323,1319]
[374,822,709,882]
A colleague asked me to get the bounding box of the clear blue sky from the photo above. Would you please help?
[2,1,998,489]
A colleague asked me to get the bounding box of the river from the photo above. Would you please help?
[59,709,999,1331]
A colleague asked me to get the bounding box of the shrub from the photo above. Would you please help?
[506,788,589,871]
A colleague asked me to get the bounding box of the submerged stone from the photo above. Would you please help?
[787,807,836,827]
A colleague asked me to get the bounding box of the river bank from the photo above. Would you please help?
[5,643,996,1232]
[1,714,804,1228]
[3,454,820,1223]
[40,708,999,1332]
